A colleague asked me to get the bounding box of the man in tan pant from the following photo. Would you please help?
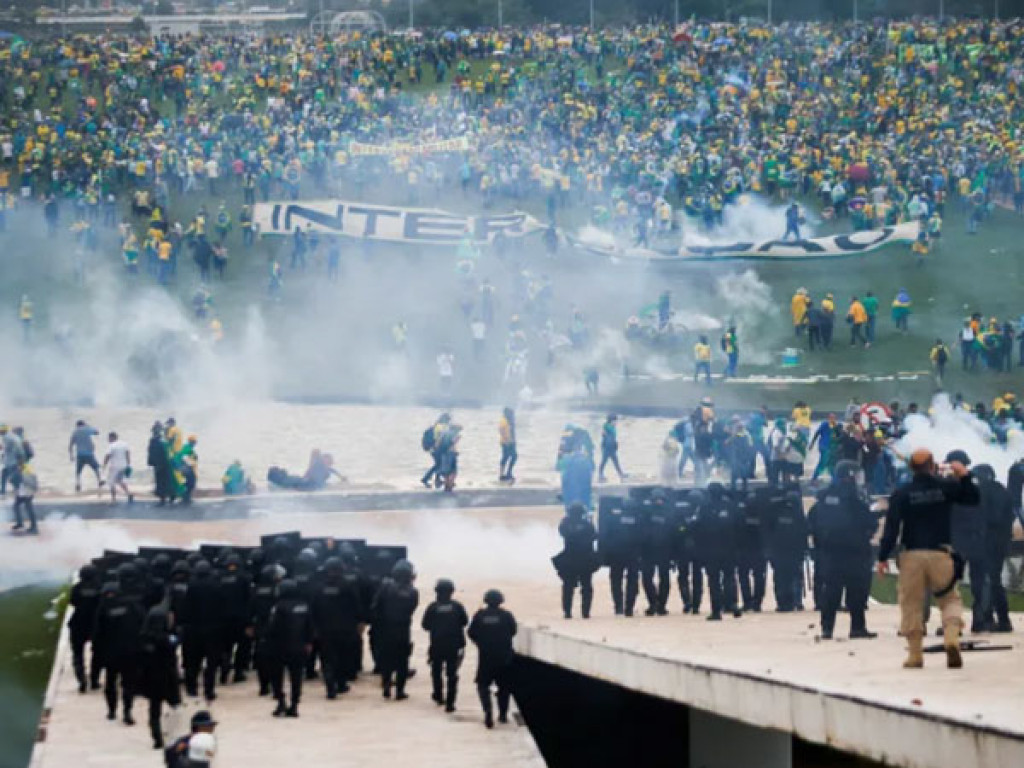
[878,449,978,669]
[895,549,963,668]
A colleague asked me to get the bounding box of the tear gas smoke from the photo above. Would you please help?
[896,394,1024,483]
[681,196,819,248]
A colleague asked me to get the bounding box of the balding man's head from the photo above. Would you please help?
[910,448,934,475]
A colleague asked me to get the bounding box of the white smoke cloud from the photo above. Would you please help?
[896,393,1024,482]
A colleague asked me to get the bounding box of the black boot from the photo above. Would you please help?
[272,699,287,717]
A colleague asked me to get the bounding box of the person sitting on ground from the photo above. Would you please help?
[221,461,254,496]
[267,450,346,491]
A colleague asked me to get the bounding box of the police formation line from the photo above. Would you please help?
[67,533,519,760]
[555,453,1015,665]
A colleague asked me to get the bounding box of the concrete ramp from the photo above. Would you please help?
[516,608,1024,768]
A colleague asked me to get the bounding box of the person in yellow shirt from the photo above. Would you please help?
[791,401,812,438]
[498,407,517,483]
[694,336,712,386]
[847,296,869,348]
[790,288,809,336]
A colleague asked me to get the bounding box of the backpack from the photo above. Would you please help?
[421,426,436,452]
[935,346,948,365]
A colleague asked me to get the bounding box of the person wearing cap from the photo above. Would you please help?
[878,448,979,668]
[164,710,217,768]
[946,450,989,634]
[808,461,878,640]
[468,589,517,729]
[820,293,835,349]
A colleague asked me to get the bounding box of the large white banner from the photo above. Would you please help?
[570,221,919,262]
[253,200,545,245]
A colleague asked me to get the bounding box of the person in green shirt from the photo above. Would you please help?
[862,291,879,345]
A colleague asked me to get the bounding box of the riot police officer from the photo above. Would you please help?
[421,578,469,712]
[554,502,598,619]
[808,461,878,639]
[93,579,145,724]
[975,464,1014,633]
[372,559,419,700]
[267,578,313,717]
[468,589,517,729]
[640,489,674,616]
[312,556,362,699]
[138,605,181,749]
[166,560,191,648]
[601,499,641,616]
[293,547,321,680]
[947,450,989,633]
[673,490,703,614]
[248,564,280,697]
[218,553,251,684]
[69,564,102,693]
[764,483,808,612]
[181,559,224,700]
[696,483,741,620]
[735,489,767,612]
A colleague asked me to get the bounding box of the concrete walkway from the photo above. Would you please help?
[26,506,1024,768]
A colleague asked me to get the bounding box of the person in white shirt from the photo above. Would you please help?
[437,349,455,392]
[103,432,134,504]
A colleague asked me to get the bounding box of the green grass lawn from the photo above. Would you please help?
[0,585,67,768]
[4,56,1024,408]
[872,573,1024,612]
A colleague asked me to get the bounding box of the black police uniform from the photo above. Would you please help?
[93,583,145,722]
[808,482,876,638]
[421,592,469,711]
[312,565,362,698]
[372,577,419,699]
[977,469,1014,632]
[951,490,990,633]
[601,502,641,616]
[555,508,598,618]
[640,494,673,615]
[138,606,181,749]
[69,567,102,692]
[218,558,252,684]
[468,603,517,727]
[764,484,808,612]
[672,492,703,614]
[735,489,767,612]
[267,582,313,716]
[248,567,279,696]
[695,484,741,620]
[181,563,225,700]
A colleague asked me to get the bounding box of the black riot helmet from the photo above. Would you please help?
[324,557,343,577]
[133,557,150,576]
[706,482,727,504]
[338,542,358,567]
[483,589,504,607]
[171,560,191,580]
[435,578,455,598]
[392,559,415,584]
[151,554,172,579]
[193,559,213,578]
[651,488,668,504]
[834,460,861,484]
[117,562,138,587]
[79,564,98,583]
[973,464,996,482]
[225,554,242,572]
[567,501,587,519]
[260,564,280,585]
[101,580,120,598]
[277,579,298,599]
